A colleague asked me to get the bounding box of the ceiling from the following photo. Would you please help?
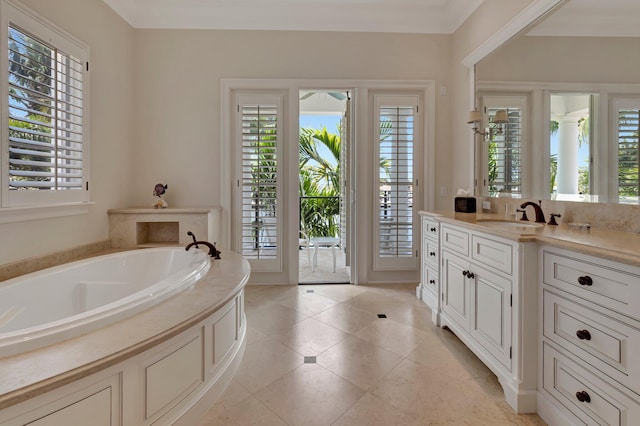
[527,0,640,37]
[101,0,483,33]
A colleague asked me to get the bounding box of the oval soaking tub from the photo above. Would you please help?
[0,247,210,357]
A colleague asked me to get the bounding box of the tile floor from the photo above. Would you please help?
[198,284,546,425]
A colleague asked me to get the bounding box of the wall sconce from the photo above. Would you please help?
[468,108,509,139]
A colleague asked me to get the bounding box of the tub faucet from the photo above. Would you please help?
[186,240,222,259]
[185,231,221,259]
[519,200,546,223]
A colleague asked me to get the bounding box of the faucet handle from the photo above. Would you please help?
[516,208,529,221]
[548,213,562,226]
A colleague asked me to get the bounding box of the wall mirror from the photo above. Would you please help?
[475,0,640,204]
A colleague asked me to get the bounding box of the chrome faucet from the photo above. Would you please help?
[185,231,222,259]
[519,200,546,223]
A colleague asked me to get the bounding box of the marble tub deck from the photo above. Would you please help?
[198,284,545,425]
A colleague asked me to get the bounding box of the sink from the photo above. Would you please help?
[475,220,544,231]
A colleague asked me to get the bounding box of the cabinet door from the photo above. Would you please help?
[442,250,469,329]
[471,264,512,369]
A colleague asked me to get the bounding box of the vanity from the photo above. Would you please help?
[418,209,640,425]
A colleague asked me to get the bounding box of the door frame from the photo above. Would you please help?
[221,78,435,285]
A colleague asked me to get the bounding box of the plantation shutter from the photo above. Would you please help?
[485,105,522,195]
[7,24,85,196]
[616,107,640,202]
[374,95,419,270]
[236,94,282,270]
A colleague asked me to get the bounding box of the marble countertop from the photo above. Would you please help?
[0,250,250,410]
[108,206,221,214]
[420,210,640,267]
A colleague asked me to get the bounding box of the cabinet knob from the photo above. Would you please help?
[467,271,475,279]
[430,227,437,232]
[577,275,593,286]
[575,391,591,403]
[429,251,436,257]
[576,329,592,341]
[429,279,436,284]
[462,270,468,277]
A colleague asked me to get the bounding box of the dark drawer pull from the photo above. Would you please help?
[429,251,436,257]
[429,279,436,285]
[575,391,591,403]
[430,227,437,232]
[467,271,475,279]
[576,329,592,341]
[578,275,593,286]
[462,270,468,277]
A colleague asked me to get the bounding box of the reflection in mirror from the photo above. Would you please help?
[550,93,593,200]
[479,97,525,198]
[474,0,640,204]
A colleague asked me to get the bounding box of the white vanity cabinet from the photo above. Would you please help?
[438,222,538,413]
[538,246,640,426]
[418,214,440,323]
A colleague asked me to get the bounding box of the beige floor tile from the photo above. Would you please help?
[343,291,405,315]
[245,326,269,345]
[383,300,438,332]
[317,335,404,390]
[255,364,365,426]
[234,338,304,393]
[277,291,342,316]
[245,285,300,306]
[198,395,287,426]
[312,284,367,302]
[271,317,347,356]
[332,393,426,426]
[370,358,490,420]
[353,317,433,357]
[244,302,308,335]
[312,303,377,333]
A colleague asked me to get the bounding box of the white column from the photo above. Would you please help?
[556,115,580,194]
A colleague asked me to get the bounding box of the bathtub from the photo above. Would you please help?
[0,247,210,357]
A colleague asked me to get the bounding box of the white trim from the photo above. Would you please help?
[462,0,566,68]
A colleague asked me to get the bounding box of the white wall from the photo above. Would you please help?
[478,36,640,83]
[0,0,135,264]
[131,29,453,210]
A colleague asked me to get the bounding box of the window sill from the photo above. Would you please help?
[0,202,95,224]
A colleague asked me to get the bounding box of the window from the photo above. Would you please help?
[1,0,89,208]
[613,98,640,203]
[481,96,526,197]
[373,94,420,270]
[234,93,283,271]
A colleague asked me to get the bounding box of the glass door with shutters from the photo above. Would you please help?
[234,93,283,273]
[373,94,420,271]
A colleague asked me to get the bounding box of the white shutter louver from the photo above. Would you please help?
[8,25,84,192]
[378,104,414,258]
[617,108,640,202]
[240,103,279,260]
[487,106,522,195]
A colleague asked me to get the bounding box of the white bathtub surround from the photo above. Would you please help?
[0,240,111,282]
[108,207,221,249]
[0,250,249,425]
[0,248,210,357]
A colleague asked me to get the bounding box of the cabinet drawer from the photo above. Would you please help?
[441,225,469,257]
[422,216,439,241]
[543,342,640,426]
[543,290,640,390]
[543,251,640,320]
[425,268,438,296]
[471,235,513,275]
[423,236,439,267]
